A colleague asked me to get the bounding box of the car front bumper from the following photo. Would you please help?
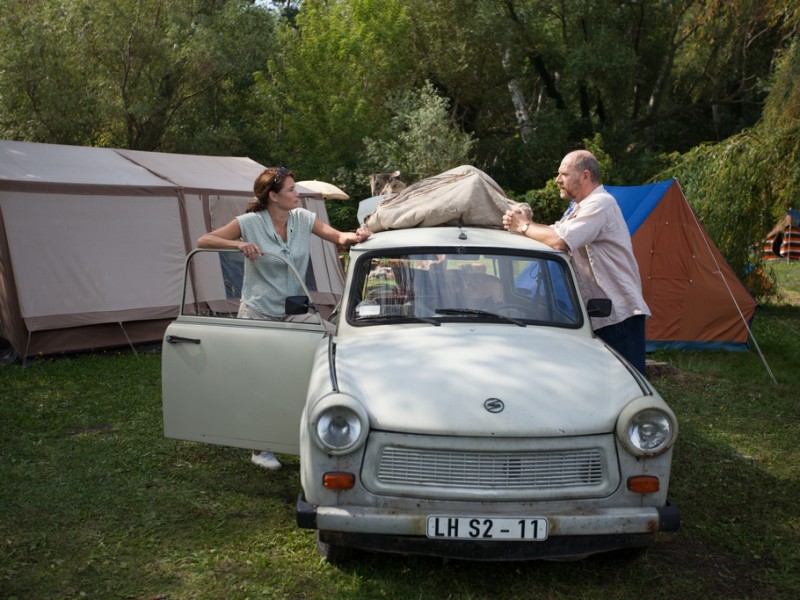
[296,495,680,560]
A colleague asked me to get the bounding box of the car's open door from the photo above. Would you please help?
[161,250,329,454]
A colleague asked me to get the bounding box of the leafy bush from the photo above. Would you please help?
[361,80,476,183]
[507,179,566,226]
[659,37,800,301]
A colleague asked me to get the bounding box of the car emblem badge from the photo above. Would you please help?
[484,398,505,413]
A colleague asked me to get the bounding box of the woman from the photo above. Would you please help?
[197,166,371,469]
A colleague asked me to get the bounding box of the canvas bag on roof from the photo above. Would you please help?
[363,165,531,232]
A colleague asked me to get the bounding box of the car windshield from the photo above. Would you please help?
[347,250,582,327]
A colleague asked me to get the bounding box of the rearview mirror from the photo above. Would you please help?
[285,295,310,315]
[586,298,612,318]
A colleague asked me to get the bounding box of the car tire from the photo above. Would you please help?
[316,531,356,564]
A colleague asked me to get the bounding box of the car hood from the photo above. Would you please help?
[332,325,648,437]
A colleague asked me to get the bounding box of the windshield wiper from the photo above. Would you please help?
[435,308,527,327]
[358,314,441,326]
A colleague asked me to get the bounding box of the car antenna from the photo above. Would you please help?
[457,218,467,240]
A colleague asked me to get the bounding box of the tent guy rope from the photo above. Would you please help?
[680,181,778,385]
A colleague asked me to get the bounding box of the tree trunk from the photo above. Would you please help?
[503,48,535,144]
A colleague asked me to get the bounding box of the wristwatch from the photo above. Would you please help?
[520,223,530,234]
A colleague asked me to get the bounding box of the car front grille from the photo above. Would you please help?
[362,432,619,501]
[378,447,604,488]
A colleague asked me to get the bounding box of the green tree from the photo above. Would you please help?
[2,0,796,208]
[0,1,105,144]
[260,0,416,191]
[164,1,278,156]
[0,0,276,151]
[492,0,790,187]
[662,21,800,298]
[362,81,476,183]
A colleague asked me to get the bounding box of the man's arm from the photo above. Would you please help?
[503,209,569,251]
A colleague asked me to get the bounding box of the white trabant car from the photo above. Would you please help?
[162,225,679,561]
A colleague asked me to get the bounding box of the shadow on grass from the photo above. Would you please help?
[2,352,799,599]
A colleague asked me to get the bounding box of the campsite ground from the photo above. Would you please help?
[1,263,799,599]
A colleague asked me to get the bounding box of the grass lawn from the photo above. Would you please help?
[1,263,799,599]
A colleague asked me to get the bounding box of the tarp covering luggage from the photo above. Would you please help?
[363,165,531,232]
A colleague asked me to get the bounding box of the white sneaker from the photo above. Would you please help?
[250,451,282,470]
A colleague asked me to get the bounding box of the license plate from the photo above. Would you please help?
[426,515,548,541]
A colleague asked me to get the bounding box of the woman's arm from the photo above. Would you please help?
[312,219,371,247]
[197,219,263,260]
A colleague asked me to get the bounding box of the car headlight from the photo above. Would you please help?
[309,394,369,455]
[616,398,678,457]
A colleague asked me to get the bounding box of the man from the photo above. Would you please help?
[502,150,650,375]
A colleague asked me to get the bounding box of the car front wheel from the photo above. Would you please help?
[316,531,356,564]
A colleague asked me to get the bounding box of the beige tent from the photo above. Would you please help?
[0,140,344,361]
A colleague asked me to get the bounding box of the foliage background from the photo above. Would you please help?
[1,0,799,295]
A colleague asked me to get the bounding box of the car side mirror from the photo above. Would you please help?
[586,298,612,318]
[285,295,310,315]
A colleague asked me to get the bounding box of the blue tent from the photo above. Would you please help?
[606,180,674,235]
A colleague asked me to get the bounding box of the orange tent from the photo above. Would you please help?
[607,180,757,351]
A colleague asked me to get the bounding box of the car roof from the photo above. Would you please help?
[353,226,562,254]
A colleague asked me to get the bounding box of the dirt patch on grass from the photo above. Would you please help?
[647,538,784,598]
[646,361,679,378]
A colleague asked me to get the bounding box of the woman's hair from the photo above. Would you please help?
[246,167,294,213]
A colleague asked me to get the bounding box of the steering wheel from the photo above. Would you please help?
[491,302,532,318]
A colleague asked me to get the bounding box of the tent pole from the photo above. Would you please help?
[22,331,31,368]
[117,322,138,356]
[785,225,791,262]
